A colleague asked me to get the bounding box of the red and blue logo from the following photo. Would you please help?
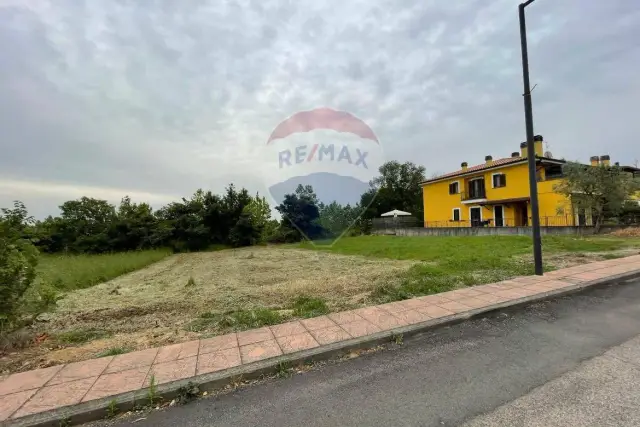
[263,107,384,242]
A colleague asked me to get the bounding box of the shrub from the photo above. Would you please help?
[0,219,39,330]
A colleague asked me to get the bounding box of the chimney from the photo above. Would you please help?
[615,162,620,166]
[485,155,493,165]
[600,155,610,167]
[590,156,599,167]
[520,142,527,157]
[511,152,520,158]
[533,135,544,157]
[461,162,468,171]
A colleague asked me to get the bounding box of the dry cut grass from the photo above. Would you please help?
[1,247,415,372]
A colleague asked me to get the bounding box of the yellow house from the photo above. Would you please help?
[420,135,638,228]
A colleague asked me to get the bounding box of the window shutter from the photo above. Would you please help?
[501,174,507,187]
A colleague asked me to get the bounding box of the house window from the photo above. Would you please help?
[449,182,459,195]
[544,165,564,180]
[452,208,461,222]
[492,173,506,188]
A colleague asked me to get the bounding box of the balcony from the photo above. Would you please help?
[461,189,486,202]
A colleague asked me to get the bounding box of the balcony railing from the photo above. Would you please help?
[461,190,486,201]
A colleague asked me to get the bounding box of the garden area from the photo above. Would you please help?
[2,234,640,375]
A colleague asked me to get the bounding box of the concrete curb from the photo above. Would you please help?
[9,269,640,427]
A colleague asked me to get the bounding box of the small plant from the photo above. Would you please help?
[275,361,292,379]
[147,375,159,405]
[58,417,71,427]
[106,399,118,418]
[176,381,200,405]
[392,333,404,345]
[57,329,110,345]
[187,308,284,332]
[97,347,130,357]
[185,276,197,287]
[291,296,330,318]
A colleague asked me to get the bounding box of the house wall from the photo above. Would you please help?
[423,162,574,227]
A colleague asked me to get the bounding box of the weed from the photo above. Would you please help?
[58,417,71,427]
[185,276,197,287]
[106,399,118,418]
[602,253,623,260]
[275,361,292,378]
[57,329,110,345]
[97,347,130,358]
[147,375,159,405]
[291,296,330,318]
[176,382,200,405]
[392,333,404,345]
[188,308,284,332]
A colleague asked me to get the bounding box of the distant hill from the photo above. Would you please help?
[268,172,370,207]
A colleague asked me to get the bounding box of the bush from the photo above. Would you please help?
[0,235,38,330]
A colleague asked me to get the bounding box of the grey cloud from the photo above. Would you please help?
[0,0,639,217]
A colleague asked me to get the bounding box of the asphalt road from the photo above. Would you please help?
[109,278,640,427]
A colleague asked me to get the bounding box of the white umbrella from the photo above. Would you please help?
[380,209,412,218]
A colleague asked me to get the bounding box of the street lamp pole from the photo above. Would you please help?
[519,0,544,275]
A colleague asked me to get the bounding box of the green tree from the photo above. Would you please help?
[361,161,426,221]
[243,194,273,242]
[229,212,262,247]
[318,202,360,237]
[276,185,323,241]
[0,201,39,329]
[57,197,117,253]
[109,196,158,251]
[554,162,640,232]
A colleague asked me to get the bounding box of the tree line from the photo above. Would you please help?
[4,160,427,254]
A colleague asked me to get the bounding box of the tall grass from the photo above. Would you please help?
[36,249,171,291]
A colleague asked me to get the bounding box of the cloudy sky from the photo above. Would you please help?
[1,0,638,218]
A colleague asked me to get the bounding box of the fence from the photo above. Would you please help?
[423,216,577,228]
[371,216,422,230]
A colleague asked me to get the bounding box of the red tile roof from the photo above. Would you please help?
[422,157,526,184]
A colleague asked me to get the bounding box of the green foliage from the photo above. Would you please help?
[554,162,640,231]
[97,347,131,357]
[275,361,292,378]
[57,329,110,344]
[291,296,330,318]
[188,308,284,332]
[0,201,39,330]
[317,202,361,238]
[360,161,426,221]
[147,375,159,405]
[229,212,262,247]
[106,399,118,419]
[276,185,324,241]
[176,382,200,405]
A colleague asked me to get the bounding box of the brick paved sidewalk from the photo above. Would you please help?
[2,255,640,424]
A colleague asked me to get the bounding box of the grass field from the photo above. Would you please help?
[301,235,640,302]
[2,235,639,374]
[36,249,172,291]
